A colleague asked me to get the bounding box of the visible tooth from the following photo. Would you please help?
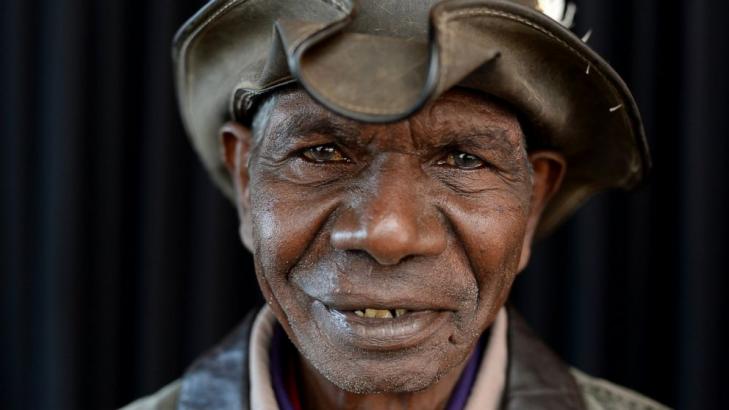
[376,309,393,319]
[354,310,365,317]
[395,309,407,318]
[364,308,394,318]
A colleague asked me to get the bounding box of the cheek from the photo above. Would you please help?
[444,192,529,329]
[471,211,526,274]
[248,172,340,289]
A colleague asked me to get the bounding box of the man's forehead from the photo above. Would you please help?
[263,87,525,148]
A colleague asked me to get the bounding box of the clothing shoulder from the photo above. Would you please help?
[119,380,181,410]
[571,368,671,410]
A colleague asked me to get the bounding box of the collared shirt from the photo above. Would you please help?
[269,321,485,410]
[249,306,508,410]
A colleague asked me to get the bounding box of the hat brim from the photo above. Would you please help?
[173,0,650,237]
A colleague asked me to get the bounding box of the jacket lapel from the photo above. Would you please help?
[177,311,255,410]
[501,306,585,409]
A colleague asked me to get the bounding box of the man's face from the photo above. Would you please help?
[224,88,561,394]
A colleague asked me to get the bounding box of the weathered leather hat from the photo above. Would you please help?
[172,0,650,236]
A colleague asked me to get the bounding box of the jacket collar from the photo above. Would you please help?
[177,311,255,410]
[501,306,585,409]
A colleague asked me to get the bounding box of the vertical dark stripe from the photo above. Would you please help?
[135,0,196,395]
[82,0,126,407]
[679,0,729,408]
[0,0,34,408]
[31,0,86,407]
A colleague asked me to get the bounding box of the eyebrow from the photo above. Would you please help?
[268,112,361,146]
[436,127,521,153]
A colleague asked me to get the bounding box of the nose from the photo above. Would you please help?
[330,155,447,265]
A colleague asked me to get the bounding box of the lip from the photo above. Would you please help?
[311,300,451,351]
[312,293,459,312]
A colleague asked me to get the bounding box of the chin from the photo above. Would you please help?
[315,354,453,395]
[291,321,472,396]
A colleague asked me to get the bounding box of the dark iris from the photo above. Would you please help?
[301,145,350,163]
[438,151,485,169]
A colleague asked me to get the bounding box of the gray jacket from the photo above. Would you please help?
[123,307,669,410]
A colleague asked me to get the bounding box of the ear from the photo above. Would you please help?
[220,121,255,251]
[517,150,567,272]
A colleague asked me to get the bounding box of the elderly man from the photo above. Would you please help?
[126,0,667,409]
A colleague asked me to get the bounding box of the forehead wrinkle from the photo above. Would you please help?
[260,87,365,146]
[361,120,420,155]
[433,104,523,148]
[266,109,362,147]
[438,128,521,151]
[409,108,523,155]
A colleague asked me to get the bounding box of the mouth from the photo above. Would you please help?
[312,301,452,351]
[352,308,409,318]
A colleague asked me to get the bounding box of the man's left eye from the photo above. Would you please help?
[437,151,486,170]
[300,144,351,163]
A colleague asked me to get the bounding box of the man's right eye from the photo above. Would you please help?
[300,144,351,163]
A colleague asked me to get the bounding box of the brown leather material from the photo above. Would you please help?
[177,311,255,410]
[176,306,585,409]
[172,0,650,237]
[502,306,585,409]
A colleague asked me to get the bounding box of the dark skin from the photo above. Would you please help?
[221,87,566,410]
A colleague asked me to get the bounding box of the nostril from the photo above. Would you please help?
[369,251,405,266]
[343,249,371,261]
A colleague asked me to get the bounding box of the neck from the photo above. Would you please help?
[297,348,475,410]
